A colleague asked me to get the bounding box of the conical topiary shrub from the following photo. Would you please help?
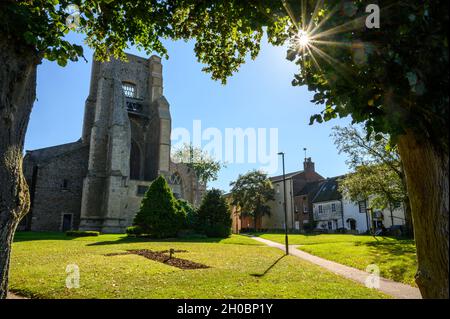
[196,189,232,237]
[132,176,186,238]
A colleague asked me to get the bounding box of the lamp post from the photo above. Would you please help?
[278,152,289,255]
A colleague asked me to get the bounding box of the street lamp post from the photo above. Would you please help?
[278,152,289,255]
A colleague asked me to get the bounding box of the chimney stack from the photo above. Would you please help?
[303,157,315,173]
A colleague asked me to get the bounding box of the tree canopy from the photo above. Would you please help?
[196,189,231,238]
[230,170,274,230]
[6,1,446,144]
[172,143,224,185]
[332,125,411,231]
[0,0,291,82]
[286,1,448,154]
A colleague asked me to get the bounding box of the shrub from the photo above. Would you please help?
[66,230,99,237]
[178,199,198,229]
[132,176,186,238]
[126,225,143,236]
[196,189,232,238]
[303,221,317,232]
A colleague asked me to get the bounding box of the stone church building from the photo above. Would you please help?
[21,53,204,233]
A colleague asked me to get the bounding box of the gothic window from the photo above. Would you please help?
[130,140,141,180]
[169,173,183,199]
[122,82,136,98]
[169,172,182,185]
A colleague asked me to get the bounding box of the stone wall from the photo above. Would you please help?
[23,53,203,233]
[27,146,89,231]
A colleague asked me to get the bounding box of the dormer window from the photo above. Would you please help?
[122,82,136,98]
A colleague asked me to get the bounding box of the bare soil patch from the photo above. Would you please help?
[105,249,209,270]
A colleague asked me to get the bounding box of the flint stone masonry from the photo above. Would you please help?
[22,142,89,231]
[22,53,204,233]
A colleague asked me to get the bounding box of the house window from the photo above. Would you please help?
[358,200,367,214]
[61,179,69,190]
[327,221,333,230]
[331,203,336,212]
[303,205,308,213]
[136,185,148,196]
[122,82,136,98]
[318,205,323,214]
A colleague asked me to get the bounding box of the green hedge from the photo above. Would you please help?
[132,176,186,238]
[66,230,100,237]
[196,189,232,238]
[126,225,144,236]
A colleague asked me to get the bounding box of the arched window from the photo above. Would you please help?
[122,82,136,98]
[169,172,183,199]
[169,172,182,185]
[130,140,141,180]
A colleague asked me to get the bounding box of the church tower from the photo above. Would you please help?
[79,53,179,233]
[21,52,203,233]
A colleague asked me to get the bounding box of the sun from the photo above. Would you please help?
[297,30,310,47]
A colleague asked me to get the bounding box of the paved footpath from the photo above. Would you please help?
[251,236,422,299]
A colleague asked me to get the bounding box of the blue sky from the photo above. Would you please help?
[25,33,351,192]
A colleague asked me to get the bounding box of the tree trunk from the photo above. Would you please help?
[397,130,449,299]
[388,204,394,229]
[0,34,39,298]
[399,162,414,237]
[403,196,414,238]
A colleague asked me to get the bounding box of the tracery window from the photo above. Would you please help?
[122,82,136,98]
[169,172,182,185]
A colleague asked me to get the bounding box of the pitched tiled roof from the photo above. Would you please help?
[294,180,323,197]
[26,140,84,163]
[311,176,346,203]
[270,170,303,182]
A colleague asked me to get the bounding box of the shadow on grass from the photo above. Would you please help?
[250,255,286,278]
[247,232,325,238]
[364,240,417,284]
[13,231,76,242]
[365,240,416,254]
[14,231,249,246]
[86,235,230,246]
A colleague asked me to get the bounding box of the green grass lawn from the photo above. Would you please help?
[10,232,388,299]
[254,233,417,286]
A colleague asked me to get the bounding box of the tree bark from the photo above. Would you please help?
[399,162,414,237]
[403,195,414,237]
[397,130,449,299]
[0,34,39,298]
